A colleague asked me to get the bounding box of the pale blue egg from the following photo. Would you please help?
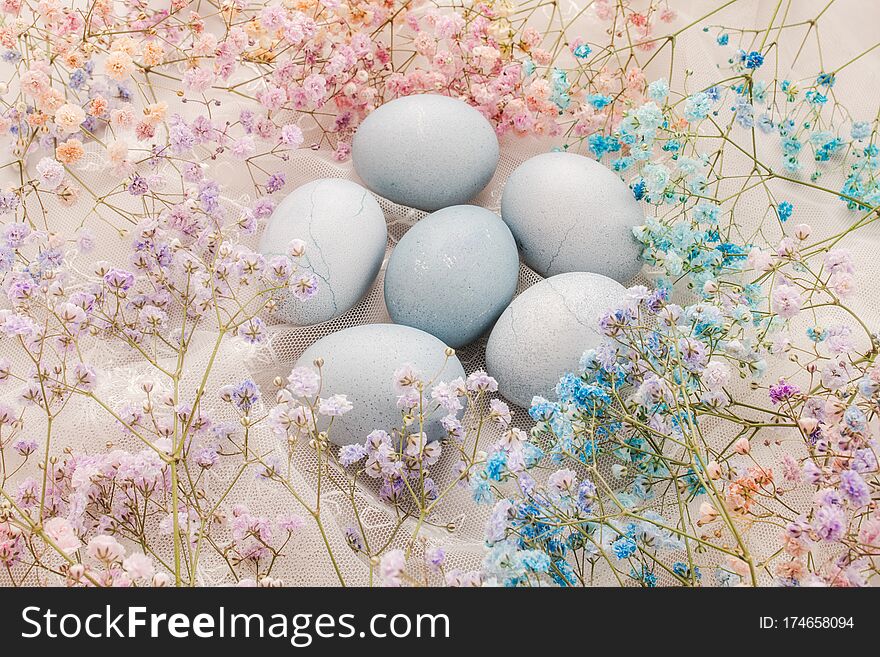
[485,272,627,408]
[384,205,519,348]
[352,95,499,211]
[259,179,387,326]
[295,324,466,446]
[501,152,644,282]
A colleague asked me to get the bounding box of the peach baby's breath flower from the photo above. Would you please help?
[110,35,138,56]
[142,41,165,67]
[104,50,134,81]
[62,50,84,68]
[142,101,168,125]
[26,111,48,128]
[88,94,108,117]
[55,138,84,164]
[54,103,86,134]
[109,106,135,130]
[37,86,64,112]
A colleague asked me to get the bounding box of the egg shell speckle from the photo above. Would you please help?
[295,324,466,446]
[485,272,628,408]
[384,205,519,348]
[352,94,500,212]
[259,179,387,326]
[501,151,644,282]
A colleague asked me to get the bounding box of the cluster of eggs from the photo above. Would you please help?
[259,94,643,444]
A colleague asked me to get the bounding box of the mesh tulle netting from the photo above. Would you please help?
[1,0,879,586]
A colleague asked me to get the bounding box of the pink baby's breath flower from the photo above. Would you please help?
[123,552,155,580]
[44,517,81,554]
[771,283,803,319]
[87,535,125,563]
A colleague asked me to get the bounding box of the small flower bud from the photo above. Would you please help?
[793,223,812,240]
[733,437,751,455]
[798,417,819,434]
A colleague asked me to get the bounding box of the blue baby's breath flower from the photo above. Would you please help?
[756,113,774,133]
[573,43,592,59]
[587,133,621,159]
[611,536,638,559]
[550,67,571,110]
[472,480,493,504]
[673,562,702,580]
[851,121,871,140]
[777,201,793,222]
[587,93,612,109]
[647,78,669,102]
[816,72,836,87]
[694,202,720,225]
[716,33,729,46]
[806,90,827,105]
[740,50,764,69]
[521,550,550,573]
[484,451,507,481]
[683,91,712,122]
[733,96,754,128]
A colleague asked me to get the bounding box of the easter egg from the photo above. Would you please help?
[484,272,627,408]
[500,151,643,282]
[384,205,519,348]
[259,179,387,326]
[352,94,499,211]
[295,324,466,446]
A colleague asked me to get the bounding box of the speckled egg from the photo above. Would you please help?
[295,324,466,446]
[485,272,627,408]
[352,95,499,211]
[259,179,387,326]
[500,151,644,282]
[384,205,519,348]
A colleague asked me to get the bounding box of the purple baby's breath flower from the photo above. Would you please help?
[466,370,497,393]
[252,198,276,219]
[3,222,30,247]
[287,367,320,398]
[425,546,445,573]
[103,268,135,292]
[318,394,352,417]
[277,514,306,532]
[231,379,260,413]
[769,378,800,404]
[13,438,37,457]
[266,172,286,193]
[290,272,319,300]
[839,469,871,508]
[194,447,219,468]
[169,122,196,153]
[128,174,149,196]
[237,317,266,344]
[339,443,367,467]
[813,504,846,542]
[0,191,20,216]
